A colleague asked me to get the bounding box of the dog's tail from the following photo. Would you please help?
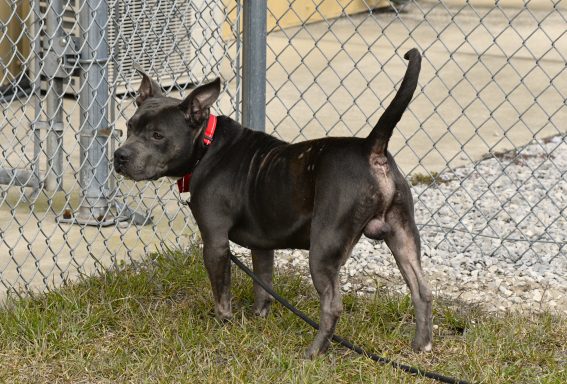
[366,48,421,154]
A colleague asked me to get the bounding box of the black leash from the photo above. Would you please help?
[230,254,472,384]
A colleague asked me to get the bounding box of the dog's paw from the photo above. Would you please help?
[253,306,270,318]
[411,338,432,352]
[305,338,331,360]
[305,346,320,360]
[215,307,233,323]
[253,299,273,318]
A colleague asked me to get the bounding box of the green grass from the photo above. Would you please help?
[0,247,565,383]
[409,172,447,187]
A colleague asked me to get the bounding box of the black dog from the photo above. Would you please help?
[114,48,432,358]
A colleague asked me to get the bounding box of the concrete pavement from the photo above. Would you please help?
[262,1,566,173]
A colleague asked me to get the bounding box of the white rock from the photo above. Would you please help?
[268,137,567,314]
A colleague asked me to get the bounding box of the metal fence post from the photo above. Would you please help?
[241,0,267,132]
[44,0,65,192]
[74,0,112,225]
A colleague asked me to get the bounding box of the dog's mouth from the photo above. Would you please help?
[114,162,165,182]
[113,145,170,182]
[116,169,160,182]
[114,163,125,176]
[114,162,136,180]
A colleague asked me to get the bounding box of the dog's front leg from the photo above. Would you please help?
[251,249,275,317]
[203,239,233,321]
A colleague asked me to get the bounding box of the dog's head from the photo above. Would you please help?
[114,70,221,181]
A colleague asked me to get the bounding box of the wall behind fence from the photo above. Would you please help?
[0,1,565,300]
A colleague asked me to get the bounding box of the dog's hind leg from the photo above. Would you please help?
[385,207,433,352]
[306,228,357,359]
[251,249,274,317]
[306,246,344,358]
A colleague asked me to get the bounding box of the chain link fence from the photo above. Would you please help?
[1,0,565,299]
[0,0,241,296]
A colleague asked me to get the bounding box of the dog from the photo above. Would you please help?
[114,48,433,358]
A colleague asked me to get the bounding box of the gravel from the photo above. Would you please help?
[230,136,567,315]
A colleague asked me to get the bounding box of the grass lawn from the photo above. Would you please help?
[0,247,565,383]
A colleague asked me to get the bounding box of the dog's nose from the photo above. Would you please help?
[114,147,131,166]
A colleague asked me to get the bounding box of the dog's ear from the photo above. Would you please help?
[178,77,221,123]
[134,64,163,106]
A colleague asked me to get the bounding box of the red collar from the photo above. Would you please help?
[177,114,217,193]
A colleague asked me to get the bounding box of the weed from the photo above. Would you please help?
[409,172,447,186]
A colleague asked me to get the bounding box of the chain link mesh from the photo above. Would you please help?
[263,0,566,270]
[0,0,565,298]
[0,0,240,296]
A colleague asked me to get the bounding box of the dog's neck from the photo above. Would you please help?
[175,114,219,192]
[195,116,285,161]
[178,116,286,189]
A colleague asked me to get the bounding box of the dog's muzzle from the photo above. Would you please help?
[113,147,132,174]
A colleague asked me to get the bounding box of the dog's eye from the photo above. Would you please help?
[153,131,164,140]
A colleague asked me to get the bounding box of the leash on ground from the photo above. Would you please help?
[230,254,472,384]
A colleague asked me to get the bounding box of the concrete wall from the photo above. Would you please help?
[0,1,30,82]
[442,0,565,10]
[226,0,565,38]
[266,0,389,31]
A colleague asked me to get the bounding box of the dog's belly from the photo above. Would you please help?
[228,214,311,250]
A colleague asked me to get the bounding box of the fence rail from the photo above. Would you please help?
[0,1,565,301]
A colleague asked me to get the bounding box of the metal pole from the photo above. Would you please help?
[31,0,43,198]
[241,0,267,132]
[76,0,111,225]
[44,0,64,192]
[234,0,241,123]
